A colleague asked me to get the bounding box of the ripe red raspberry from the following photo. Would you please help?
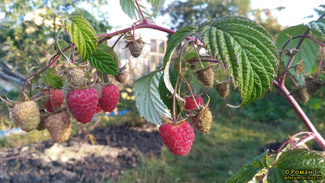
[95,104,102,113]
[45,111,71,143]
[66,88,98,123]
[184,96,204,113]
[159,121,195,156]
[98,84,120,112]
[44,89,65,112]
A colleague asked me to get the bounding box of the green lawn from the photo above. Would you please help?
[116,89,325,183]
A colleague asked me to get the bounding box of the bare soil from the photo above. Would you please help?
[0,123,163,183]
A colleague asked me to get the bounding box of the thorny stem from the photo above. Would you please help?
[273,80,325,150]
[98,22,204,47]
[280,12,325,85]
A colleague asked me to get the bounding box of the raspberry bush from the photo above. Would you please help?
[0,0,325,182]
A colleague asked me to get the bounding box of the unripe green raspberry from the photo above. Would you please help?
[191,107,213,133]
[67,68,86,86]
[10,101,41,132]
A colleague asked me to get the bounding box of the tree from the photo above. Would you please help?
[161,0,250,30]
[0,0,111,78]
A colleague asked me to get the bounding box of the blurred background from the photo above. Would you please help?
[0,0,324,182]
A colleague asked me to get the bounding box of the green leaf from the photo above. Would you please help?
[227,150,269,183]
[42,68,63,89]
[88,48,118,75]
[306,19,325,36]
[63,16,97,61]
[119,0,154,23]
[276,25,322,85]
[182,52,198,61]
[146,0,166,16]
[135,71,172,125]
[163,25,197,67]
[97,43,119,67]
[200,16,278,107]
[268,149,325,183]
[158,68,180,114]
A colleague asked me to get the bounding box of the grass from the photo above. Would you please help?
[0,88,324,182]
[116,89,325,183]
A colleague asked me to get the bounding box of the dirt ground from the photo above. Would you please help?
[0,123,164,183]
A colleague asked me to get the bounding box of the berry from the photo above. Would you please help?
[44,89,65,112]
[93,83,103,98]
[184,96,204,114]
[192,107,213,133]
[45,111,72,143]
[96,104,102,113]
[305,75,324,95]
[66,88,98,123]
[159,121,195,156]
[290,86,309,104]
[10,101,41,132]
[126,38,145,58]
[98,84,120,112]
[67,67,86,86]
[215,81,230,98]
[195,66,215,87]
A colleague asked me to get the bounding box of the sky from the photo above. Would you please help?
[250,0,324,26]
[104,0,324,28]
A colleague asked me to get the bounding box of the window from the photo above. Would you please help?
[150,40,157,52]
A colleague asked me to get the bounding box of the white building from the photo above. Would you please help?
[108,28,168,81]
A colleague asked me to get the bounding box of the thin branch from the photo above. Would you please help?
[273,80,325,150]
[97,22,204,47]
[279,12,325,85]
[172,75,181,121]
[180,74,200,110]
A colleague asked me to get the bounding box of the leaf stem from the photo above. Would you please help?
[180,74,200,110]
[192,42,204,68]
[17,46,69,100]
[172,75,181,121]
[134,0,149,24]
